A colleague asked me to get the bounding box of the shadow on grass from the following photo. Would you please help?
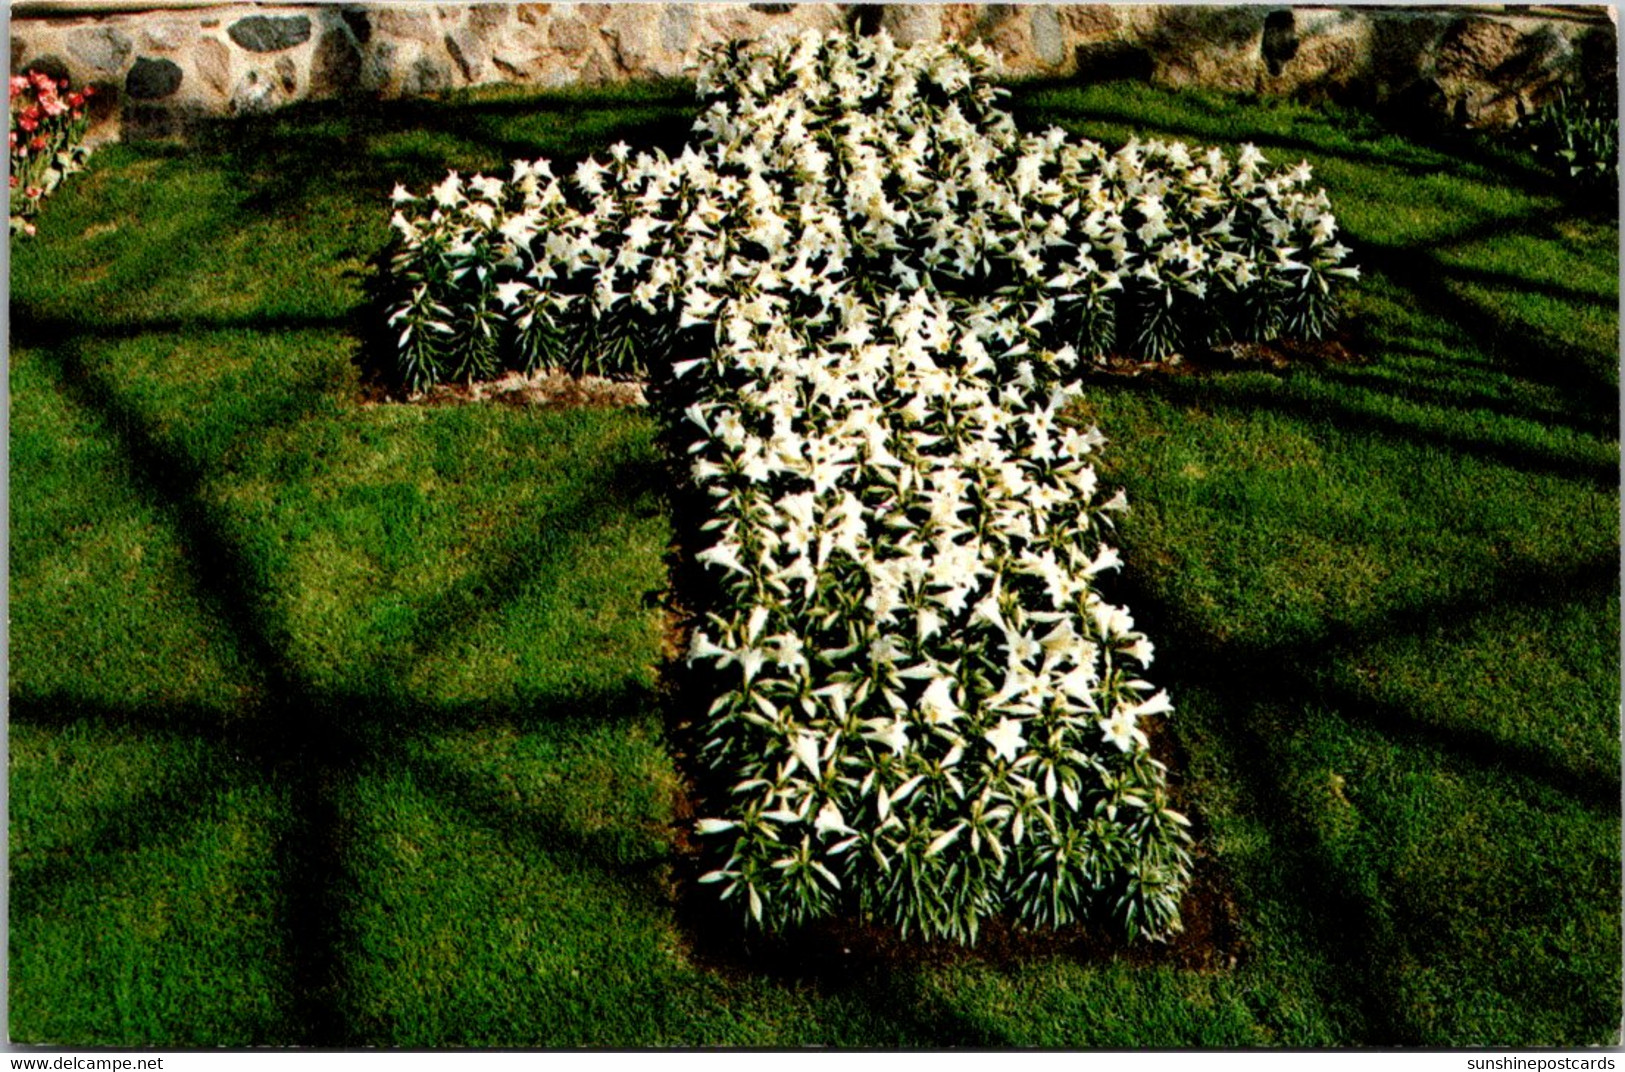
[1010,80,1563,200]
[9,684,667,1046]
[175,86,700,220]
[1083,198,1617,478]
[8,721,253,918]
[1110,500,1619,1045]
[1430,257,1618,313]
[1309,357,1606,443]
[11,308,353,346]
[1355,229,1618,419]
[14,314,673,1044]
[1108,368,1617,490]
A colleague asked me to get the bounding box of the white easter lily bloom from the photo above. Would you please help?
[918,676,964,725]
[696,539,748,576]
[1099,707,1148,752]
[430,171,463,207]
[983,718,1025,763]
[1126,689,1174,719]
[864,717,910,755]
[493,281,530,309]
[1083,546,1123,577]
[688,630,731,666]
[1058,665,1100,708]
[468,174,505,201]
[814,800,855,837]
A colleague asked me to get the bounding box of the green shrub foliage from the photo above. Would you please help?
[384,32,1361,941]
[1528,87,1619,194]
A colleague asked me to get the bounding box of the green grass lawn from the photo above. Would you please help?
[9,79,1619,1047]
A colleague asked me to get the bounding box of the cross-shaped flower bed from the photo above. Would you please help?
[381,31,1356,944]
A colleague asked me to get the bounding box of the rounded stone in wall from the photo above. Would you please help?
[1577,26,1617,93]
[361,39,398,93]
[879,6,940,46]
[374,9,441,45]
[195,36,232,95]
[312,27,363,95]
[68,26,134,73]
[1030,6,1067,67]
[977,6,1037,68]
[445,28,487,81]
[403,55,453,95]
[228,15,314,54]
[126,56,183,99]
[1435,16,1524,81]
[548,17,597,55]
[231,67,290,113]
[1261,10,1299,76]
[139,21,192,53]
[1060,6,1122,42]
[468,4,512,34]
[577,49,620,86]
[1267,17,1368,104]
[660,5,693,55]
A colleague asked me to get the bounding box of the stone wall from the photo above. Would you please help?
[8,3,1618,140]
[878,4,1615,125]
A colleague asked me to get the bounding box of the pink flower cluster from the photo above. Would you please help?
[11,71,92,137]
[10,71,95,235]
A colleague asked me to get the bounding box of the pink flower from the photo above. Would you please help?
[25,186,43,199]
[9,75,27,99]
[29,136,46,151]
